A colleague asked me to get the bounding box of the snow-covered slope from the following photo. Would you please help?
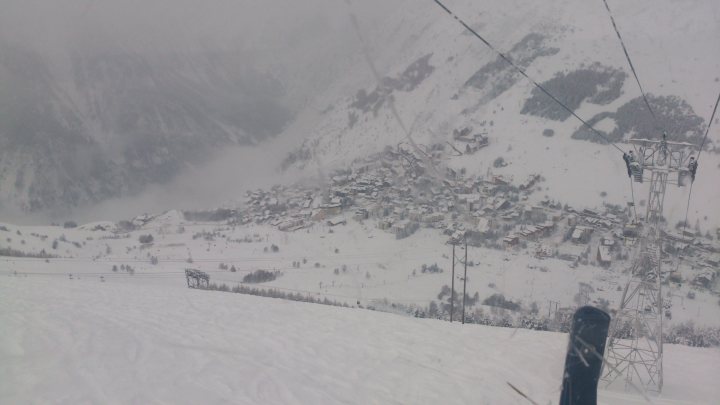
[2,277,719,404]
[2,214,719,329]
[284,0,720,228]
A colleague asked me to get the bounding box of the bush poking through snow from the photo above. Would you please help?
[242,270,281,284]
[483,293,522,312]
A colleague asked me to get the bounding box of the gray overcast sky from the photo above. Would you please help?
[0,0,394,54]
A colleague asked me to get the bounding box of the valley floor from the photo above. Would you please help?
[1,277,718,404]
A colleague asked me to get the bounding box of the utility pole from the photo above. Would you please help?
[548,300,559,319]
[450,244,455,322]
[462,237,468,324]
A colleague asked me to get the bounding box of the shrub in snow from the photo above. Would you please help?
[421,263,443,274]
[483,293,521,312]
[242,270,281,284]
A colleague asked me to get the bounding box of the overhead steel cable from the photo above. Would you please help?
[344,0,436,169]
[681,90,720,233]
[601,0,659,125]
[431,0,627,154]
[694,91,720,163]
[431,0,640,220]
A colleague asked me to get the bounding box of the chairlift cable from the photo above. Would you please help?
[345,1,436,168]
[681,90,720,234]
[601,0,660,127]
[431,0,627,154]
[694,90,720,163]
[431,0,641,226]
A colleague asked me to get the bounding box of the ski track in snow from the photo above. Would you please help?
[1,278,718,404]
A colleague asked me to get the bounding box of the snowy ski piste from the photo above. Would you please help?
[2,278,718,404]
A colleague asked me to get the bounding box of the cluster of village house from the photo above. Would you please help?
[236,142,719,293]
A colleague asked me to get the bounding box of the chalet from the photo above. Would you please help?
[332,175,350,186]
[518,174,541,191]
[583,208,599,217]
[378,219,393,230]
[458,194,483,210]
[503,234,520,247]
[693,270,715,288]
[392,220,419,239]
[475,217,491,234]
[500,211,521,221]
[278,218,305,232]
[491,175,509,186]
[567,214,578,227]
[354,209,369,221]
[452,131,489,154]
[408,209,423,221]
[518,225,543,240]
[490,198,511,211]
[330,196,344,206]
[422,212,445,224]
[663,230,695,244]
[319,203,342,216]
[448,230,466,244]
[597,245,612,267]
[539,221,556,235]
[705,254,720,268]
[327,219,347,227]
[558,244,589,262]
[529,206,547,223]
[370,205,390,218]
[571,226,593,244]
[535,244,554,258]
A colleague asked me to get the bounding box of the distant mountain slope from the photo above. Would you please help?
[0,41,292,212]
[281,0,720,226]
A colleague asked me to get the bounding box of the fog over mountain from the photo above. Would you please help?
[0,0,394,221]
[0,0,718,225]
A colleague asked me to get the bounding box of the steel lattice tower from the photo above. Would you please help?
[602,135,695,393]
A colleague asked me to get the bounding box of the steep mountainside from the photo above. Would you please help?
[282,0,720,226]
[0,41,291,212]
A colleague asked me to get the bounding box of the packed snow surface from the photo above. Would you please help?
[1,277,718,404]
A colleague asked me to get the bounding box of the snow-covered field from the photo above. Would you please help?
[1,276,718,404]
[2,215,719,329]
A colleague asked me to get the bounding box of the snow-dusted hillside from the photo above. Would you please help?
[1,276,719,404]
[2,211,719,330]
[0,41,295,213]
[283,0,720,228]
